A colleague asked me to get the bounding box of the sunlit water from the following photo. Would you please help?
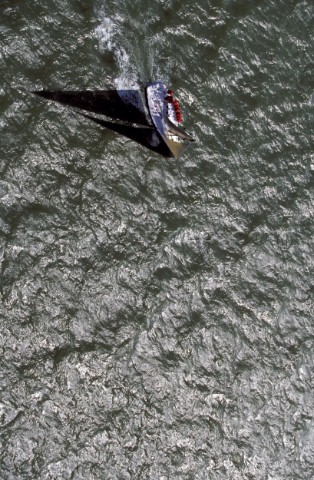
[0,1,314,478]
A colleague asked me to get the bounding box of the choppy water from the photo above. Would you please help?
[1,1,314,479]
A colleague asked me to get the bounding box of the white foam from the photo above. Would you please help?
[95,14,138,90]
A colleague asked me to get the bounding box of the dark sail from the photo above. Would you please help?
[80,113,173,157]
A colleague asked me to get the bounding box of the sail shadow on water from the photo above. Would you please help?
[33,83,195,158]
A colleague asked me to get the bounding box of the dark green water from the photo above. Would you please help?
[1,1,314,479]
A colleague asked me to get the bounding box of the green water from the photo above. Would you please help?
[0,1,314,478]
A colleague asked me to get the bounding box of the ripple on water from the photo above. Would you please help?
[0,0,313,478]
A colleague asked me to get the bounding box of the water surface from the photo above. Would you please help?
[0,1,314,478]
